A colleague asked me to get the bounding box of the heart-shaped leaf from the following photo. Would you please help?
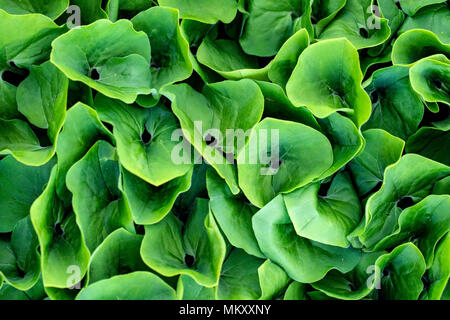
[51,19,152,104]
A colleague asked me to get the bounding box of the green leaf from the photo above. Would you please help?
[283,282,309,300]
[410,55,450,105]
[162,80,265,194]
[30,166,90,288]
[315,112,365,179]
[140,198,226,287]
[17,61,68,136]
[239,0,309,57]
[0,9,64,69]
[368,0,405,57]
[55,102,114,202]
[0,216,41,291]
[88,228,148,284]
[77,271,176,300]
[0,78,19,119]
[120,166,193,225]
[398,0,447,16]
[197,37,269,81]
[284,172,362,248]
[0,0,68,19]
[94,94,192,186]
[351,154,450,249]
[406,126,450,166]
[206,168,264,258]
[51,19,152,104]
[267,29,310,89]
[311,0,347,37]
[311,251,385,300]
[66,141,134,252]
[398,4,450,43]
[69,0,108,25]
[349,129,405,196]
[0,118,55,166]
[392,30,450,66]
[255,81,320,130]
[318,0,390,50]
[421,233,450,300]
[237,117,333,208]
[0,156,54,232]
[373,195,450,267]
[158,0,238,24]
[286,38,371,127]
[252,194,361,283]
[362,65,425,140]
[216,248,290,300]
[176,275,215,300]
[131,6,192,106]
[375,243,426,300]
[0,278,46,300]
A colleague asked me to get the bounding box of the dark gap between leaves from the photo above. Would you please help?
[359,28,369,38]
[318,180,333,197]
[102,121,114,133]
[204,134,217,147]
[396,196,414,210]
[141,128,152,144]
[90,68,100,81]
[54,223,64,237]
[1,69,29,87]
[184,254,195,267]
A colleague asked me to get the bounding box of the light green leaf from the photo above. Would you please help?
[284,172,362,248]
[77,271,176,300]
[410,55,450,105]
[216,248,289,300]
[88,228,148,284]
[51,19,152,104]
[239,0,309,57]
[237,117,333,208]
[131,6,192,106]
[140,198,226,287]
[286,38,371,127]
[30,166,90,288]
[398,4,450,43]
[158,0,238,24]
[351,154,450,249]
[0,9,64,69]
[362,65,425,139]
[0,0,68,19]
[375,243,426,300]
[120,166,193,225]
[176,275,215,300]
[94,94,193,186]
[318,0,390,50]
[373,195,450,267]
[349,129,405,196]
[206,168,263,258]
[392,30,450,66]
[55,102,114,202]
[252,194,361,283]
[162,80,265,194]
[398,0,447,16]
[66,141,134,252]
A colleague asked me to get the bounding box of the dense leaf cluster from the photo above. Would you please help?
[0,0,449,300]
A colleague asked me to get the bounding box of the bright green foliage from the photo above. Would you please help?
[0,0,448,301]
